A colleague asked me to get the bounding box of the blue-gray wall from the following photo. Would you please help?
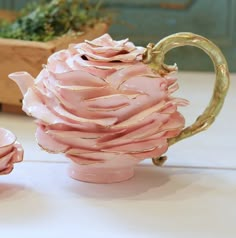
[0,0,29,10]
[0,0,235,72]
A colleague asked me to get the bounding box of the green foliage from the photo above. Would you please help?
[0,0,105,42]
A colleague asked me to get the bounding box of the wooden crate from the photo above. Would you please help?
[0,10,108,113]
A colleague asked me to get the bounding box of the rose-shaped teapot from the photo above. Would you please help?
[9,33,229,183]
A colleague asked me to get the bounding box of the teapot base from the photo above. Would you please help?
[68,162,135,184]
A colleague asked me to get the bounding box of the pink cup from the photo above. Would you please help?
[0,128,24,175]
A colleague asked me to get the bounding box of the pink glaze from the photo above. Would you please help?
[10,34,188,183]
[68,157,139,183]
[0,128,24,175]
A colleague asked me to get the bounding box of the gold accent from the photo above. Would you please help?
[152,156,167,166]
[143,32,230,166]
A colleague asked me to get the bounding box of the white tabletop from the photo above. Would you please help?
[1,71,236,238]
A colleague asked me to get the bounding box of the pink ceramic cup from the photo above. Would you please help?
[0,128,24,175]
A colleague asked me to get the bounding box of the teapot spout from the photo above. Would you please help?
[9,72,34,96]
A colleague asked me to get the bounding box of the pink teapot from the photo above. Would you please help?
[9,33,229,183]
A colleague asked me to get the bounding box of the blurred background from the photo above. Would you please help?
[0,0,235,72]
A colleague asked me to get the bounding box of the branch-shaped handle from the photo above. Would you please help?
[142,32,230,165]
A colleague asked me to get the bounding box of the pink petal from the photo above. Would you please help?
[66,150,134,162]
[0,150,15,171]
[42,95,118,127]
[101,138,167,154]
[80,48,143,62]
[12,142,24,163]
[129,144,168,159]
[66,154,103,165]
[84,34,115,47]
[160,111,185,132]
[55,70,107,87]
[84,94,134,111]
[111,101,166,129]
[46,130,99,149]
[168,82,179,94]
[36,126,69,153]
[106,63,153,89]
[72,55,138,71]
[23,88,65,125]
[98,112,170,146]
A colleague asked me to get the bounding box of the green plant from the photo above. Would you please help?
[0,0,105,42]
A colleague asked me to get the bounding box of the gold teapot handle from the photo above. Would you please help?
[142,32,230,166]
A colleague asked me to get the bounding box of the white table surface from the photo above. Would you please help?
[1,71,236,238]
